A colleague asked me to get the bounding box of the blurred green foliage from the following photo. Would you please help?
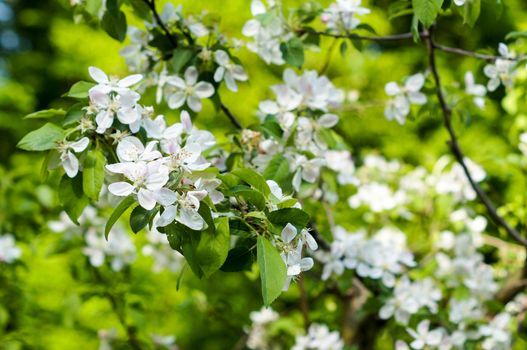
[2,0,527,348]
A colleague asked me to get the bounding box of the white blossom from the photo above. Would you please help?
[56,137,89,177]
[0,234,21,263]
[88,66,142,95]
[165,66,215,112]
[321,0,370,32]
[213,50,248,92]
[464,71,486,109]
[384,73,427,124]
[406,320,443,350]
[292,323,344,350]
[483,43,516,91]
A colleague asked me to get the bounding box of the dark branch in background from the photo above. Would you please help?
[220,102,243,130]
[141,0,244,129]
[299,28,522,61]
[432,42,522,61]
[296,28,422,42]
[142,0,178,49]
[424,27,527,248]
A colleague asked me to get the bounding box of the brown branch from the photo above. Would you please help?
[424,27,527,248]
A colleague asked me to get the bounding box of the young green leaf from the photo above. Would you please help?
[280,38,305,68]
[232,168,271,197]
[24,109,66,120]
[412,0,443,27]
[268,208,310,228]
[257,236,287,306]
[64,81,95,99]
[463,0,481,27]
[83,148,106,201]
[229,185,266,211]
[17,123,65,151]
[196,217,230,277]
[171,49,194,74]
[105,196,136,239]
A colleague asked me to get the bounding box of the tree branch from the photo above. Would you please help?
[220,102,243,130]
[432,42,522,61]
[300,28,522,61]
[296,28,422,42]
[142,0,178,49]
[424,27,527,248]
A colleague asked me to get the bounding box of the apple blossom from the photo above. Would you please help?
[165,66,215,112]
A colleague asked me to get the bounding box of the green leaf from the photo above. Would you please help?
[463,0,480,27]
[129,206,154,233]
[101,9,127,42]
[63,103,85,126]
[339,41,348,56]
[231,168,271,197]
[105,196,136,239]
[64,81,95,99]
[505,31,527,41]
[83,149,106,201]
[171,49,194,74]
[411,14,421,43]
[127,0,151,20]
[166,223,204,278]
[257,236,287,306]
[17,123,65,151]
[412,0,443,27]
[229,185,266,211]
[220,246,255,272]
[280,38,304,68]
[58,175,89,224]
[268,208,310,228]
[263,154,291,192]
[196,217,230,277]
[24,109,66,120]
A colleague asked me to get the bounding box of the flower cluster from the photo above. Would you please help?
[278,223,317,290]
[483,43,517,91]
[317,226,415,287]
[247,69,344,193]
[246,307,279,349]
[321,0,370,33]
[292,323,344,350]
[242,0,291,65]
[384,73,427,125]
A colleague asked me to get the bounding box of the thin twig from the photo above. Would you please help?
[220,102,243,130]
[301,28,523,61]
[424,27,527,248]
[297,28,422,42]
[142,0,178,49]
[432,42,521,61]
